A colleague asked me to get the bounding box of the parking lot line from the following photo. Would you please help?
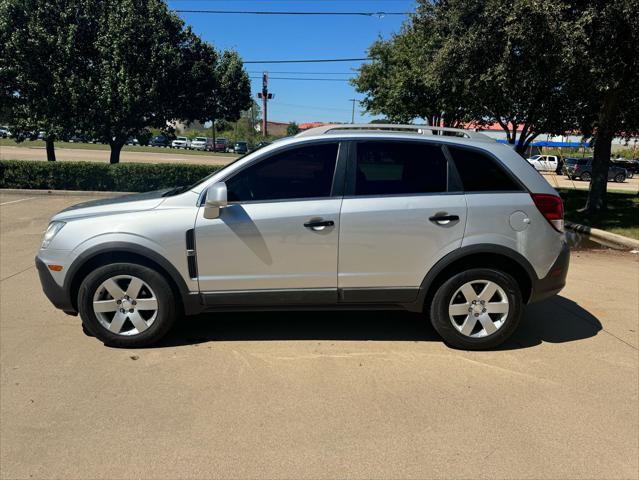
[0,197,36,206]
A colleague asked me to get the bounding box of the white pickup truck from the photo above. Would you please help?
[527,154,559,172]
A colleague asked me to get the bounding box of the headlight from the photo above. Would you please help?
[41,221,65,249]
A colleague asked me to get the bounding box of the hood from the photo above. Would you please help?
[52,190,169,221]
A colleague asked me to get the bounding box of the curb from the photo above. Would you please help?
[566,221,639,250]
[0,188,132,197]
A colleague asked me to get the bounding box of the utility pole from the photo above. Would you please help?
[349,98,357,124]
[257,72,274,138]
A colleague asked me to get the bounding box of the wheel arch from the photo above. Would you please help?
[65,242,197,315]
[416,244,536,311]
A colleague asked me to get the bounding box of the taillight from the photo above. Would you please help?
[531,194,564,232]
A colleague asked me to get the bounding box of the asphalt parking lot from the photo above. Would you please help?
[1,192,638,480]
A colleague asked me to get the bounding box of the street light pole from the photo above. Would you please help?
[349,98,357,124]
[257,72,274,138]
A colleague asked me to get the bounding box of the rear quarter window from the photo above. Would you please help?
[448,146,523,192]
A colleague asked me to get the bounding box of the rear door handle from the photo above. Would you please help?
[429,214,460,225]
[304,219,335,231]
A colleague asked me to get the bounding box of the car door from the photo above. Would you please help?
[337,140,467,302]
[194,141,345,305]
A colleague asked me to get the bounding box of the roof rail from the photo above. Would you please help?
[295,123,492,141]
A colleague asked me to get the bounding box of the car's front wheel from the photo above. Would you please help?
[78,263,177,347]
[580,172,592,182]
[429,269,522,350]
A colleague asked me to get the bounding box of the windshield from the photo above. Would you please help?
[529,155,541,160]
[194,137,207,142]
[176,137,186,141]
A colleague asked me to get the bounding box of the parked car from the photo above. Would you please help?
[0,126,11,138]
[214,137,228,152]
[611,157,639,178]
[126,137,139,146]
[527,154,559,173]
[68,134,89,143]
[37,131,46,140]
[233,141,248,154]
[171,136,191,149]
[36,124,568,350]
[563,157,627,182]
[149,135,171,148]
[191,137,214,151]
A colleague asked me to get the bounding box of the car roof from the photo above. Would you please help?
[270,131,509,157]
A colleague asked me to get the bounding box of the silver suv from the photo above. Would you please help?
[36,125,569,349]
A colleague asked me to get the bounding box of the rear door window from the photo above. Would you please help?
[353,141,448,196]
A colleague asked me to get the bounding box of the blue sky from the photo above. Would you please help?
[168,0,415,124]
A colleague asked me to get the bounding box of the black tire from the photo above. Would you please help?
[78,263,177,348]
[614,173,626,183]
[429,268,523,350]
[580,172,591,182]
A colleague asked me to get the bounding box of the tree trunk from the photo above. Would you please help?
[45,136,56,161]
[109,140,124,164]
[584,129,613,213]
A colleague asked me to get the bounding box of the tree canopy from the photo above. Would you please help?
[353,0,578,154]
[0,0,251,163]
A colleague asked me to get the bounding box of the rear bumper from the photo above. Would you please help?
[35,257,76,314]
[528,241,570,303]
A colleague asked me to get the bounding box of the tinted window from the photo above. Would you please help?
[226,143,339,202]
[448,146,521,192]
[354,141,448,195]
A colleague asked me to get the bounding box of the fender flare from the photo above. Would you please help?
[65,242,202,314]
[413,243,538,309]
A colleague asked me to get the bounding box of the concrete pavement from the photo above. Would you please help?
[1,192,637,479]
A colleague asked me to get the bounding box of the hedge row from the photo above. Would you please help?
[0,160,222,192]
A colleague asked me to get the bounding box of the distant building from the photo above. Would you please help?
[298,122,338,131]
[255,120,289,136]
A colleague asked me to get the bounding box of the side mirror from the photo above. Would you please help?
[203,182,227,219]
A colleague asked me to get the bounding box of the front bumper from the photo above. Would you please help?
[528,241,570,303]
[35,257,77,315]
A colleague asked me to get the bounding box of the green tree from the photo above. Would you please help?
[210,50,252,149]
[566,0,639,212]
[353,0,578,154]
[1,0,251,165]
[287,122,300,136]
[82,0,225,164]
[0,0,95,160]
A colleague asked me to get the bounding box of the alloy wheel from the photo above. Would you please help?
[448,280,509,338]
[92,275,158,335]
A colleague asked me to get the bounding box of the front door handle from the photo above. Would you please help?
[304,219,335,231]
[429,214,460,225]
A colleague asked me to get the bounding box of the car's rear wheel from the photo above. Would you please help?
[580,172,592,182]
[614,173,626,183]
[429,268,522,350]
[78,263,176,348]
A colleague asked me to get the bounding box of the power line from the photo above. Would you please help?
[249,76,351,81]
[175,10,409,16]
[244,57,370,64]
[247,70,353,75]
[276,102,352,112]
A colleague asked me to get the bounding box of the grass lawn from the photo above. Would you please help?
[558,188,639,240]
[0,138,237,157]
